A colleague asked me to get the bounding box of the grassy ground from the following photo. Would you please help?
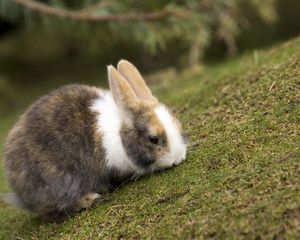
[0,37,299,239]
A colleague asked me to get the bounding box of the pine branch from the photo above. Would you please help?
[78,0,112,15]
[13,0,187,22]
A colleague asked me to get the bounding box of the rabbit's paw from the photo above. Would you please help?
[74,192,101,212]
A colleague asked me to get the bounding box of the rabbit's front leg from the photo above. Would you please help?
[73,192,101,212]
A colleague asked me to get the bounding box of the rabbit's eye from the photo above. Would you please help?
[148,135,159,145]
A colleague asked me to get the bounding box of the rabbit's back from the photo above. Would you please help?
[4,84,108,214]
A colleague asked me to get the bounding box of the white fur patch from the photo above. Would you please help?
[90,91,139,175]
[154,105,187,169]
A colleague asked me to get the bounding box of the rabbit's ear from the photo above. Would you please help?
[117,60,157,102]
[108,65,139,115]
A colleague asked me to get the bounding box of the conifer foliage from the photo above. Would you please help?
[0,0,277,65]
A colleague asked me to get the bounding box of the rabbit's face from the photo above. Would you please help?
[120,102,187,171]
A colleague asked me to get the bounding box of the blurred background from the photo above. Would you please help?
[0,0,299,119]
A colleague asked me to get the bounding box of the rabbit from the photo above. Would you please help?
[3,60,187,217]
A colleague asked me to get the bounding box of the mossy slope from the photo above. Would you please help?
[0,38,299,239]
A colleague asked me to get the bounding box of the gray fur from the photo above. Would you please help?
[1,193,24,208]
[3,85,123,216]
[120,112,167,168]
[120,126,156,168]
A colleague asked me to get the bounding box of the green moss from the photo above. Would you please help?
[0,38,300,239]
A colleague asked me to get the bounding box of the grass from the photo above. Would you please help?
[0,37,300,239]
